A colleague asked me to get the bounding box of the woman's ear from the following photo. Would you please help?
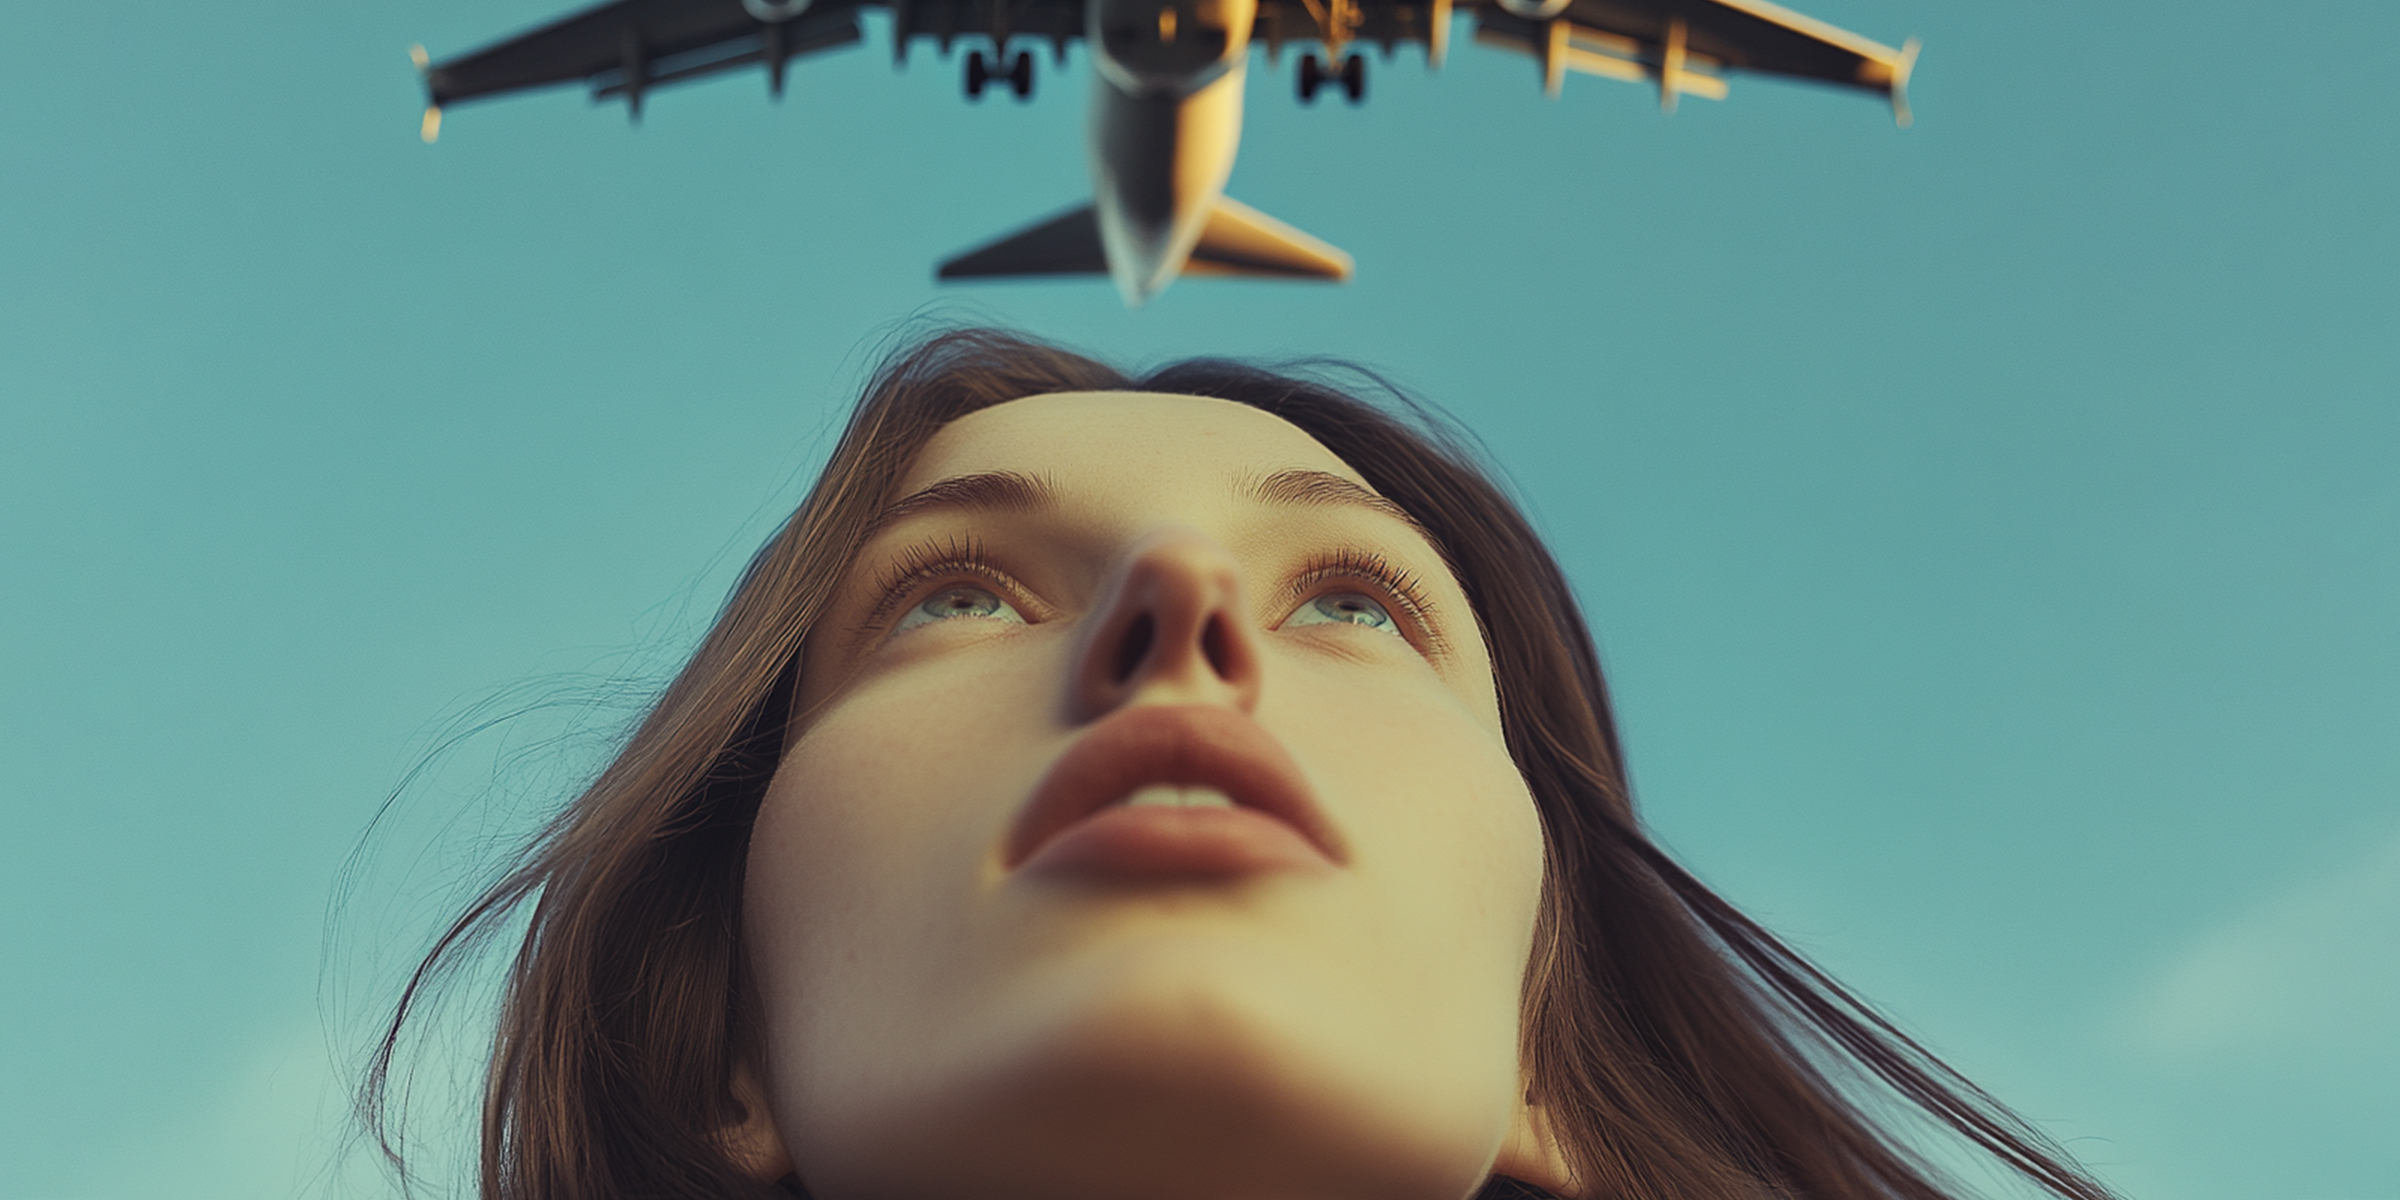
[1491,1080,1580,1200]
[723,1059,796,1184]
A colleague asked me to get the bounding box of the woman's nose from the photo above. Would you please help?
[1071,528,1264,721]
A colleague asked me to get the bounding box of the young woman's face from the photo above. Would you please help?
[745,393,1549,1200]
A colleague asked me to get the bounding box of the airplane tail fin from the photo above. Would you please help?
[937,198,1352,283]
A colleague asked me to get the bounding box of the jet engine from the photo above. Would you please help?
[1091,0,1258,97]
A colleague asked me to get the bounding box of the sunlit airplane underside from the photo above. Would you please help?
[417,0,1916,305]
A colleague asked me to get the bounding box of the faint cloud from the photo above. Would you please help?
[134,1025,368,1200]
[2129,826,2400,1063]
[84,1020,459,1200]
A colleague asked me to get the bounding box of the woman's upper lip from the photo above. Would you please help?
[1003,705,1348,870]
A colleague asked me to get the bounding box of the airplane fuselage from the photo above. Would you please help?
[1087,0,1257,302]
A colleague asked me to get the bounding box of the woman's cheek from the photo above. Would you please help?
[1263,649,1545,1007]
[749,633,1068,1040]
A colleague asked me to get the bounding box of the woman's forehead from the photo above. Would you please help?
[898,391,1372,499]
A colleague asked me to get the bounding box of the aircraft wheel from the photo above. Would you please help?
[1297,52,1324,104]
[1340,53,1366,102]
[964,50,989,99]
[1009,49,1034,99]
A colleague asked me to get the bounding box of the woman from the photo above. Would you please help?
[369,328,2116,1200]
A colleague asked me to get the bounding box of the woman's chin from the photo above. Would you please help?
[783,946,1512,1200]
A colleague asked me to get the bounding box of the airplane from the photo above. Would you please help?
[414,0,1917,305]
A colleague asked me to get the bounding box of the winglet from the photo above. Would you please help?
[1658,18,1686,113]
[1889,36,1919,127]
[409,45,442,142]
[1542,18,1567,98]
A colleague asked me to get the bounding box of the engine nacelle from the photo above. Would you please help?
[742,0,812,20]
[1090,0,1257,97]
[1494,0,1570,19]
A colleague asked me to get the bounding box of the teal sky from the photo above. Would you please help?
[2,0,2394,1197]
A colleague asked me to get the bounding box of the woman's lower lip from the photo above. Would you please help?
[1016,804,1334,878]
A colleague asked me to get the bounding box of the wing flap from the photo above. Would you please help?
[1472,22,1726,98]
[592,14,863,98]
[1542,0,1911,112]
[426,0,751,105]
[422,0,871,109]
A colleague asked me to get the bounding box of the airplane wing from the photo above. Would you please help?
[415,0,1910,140]
[416,0,1087,136]
[1254,0,1913,121]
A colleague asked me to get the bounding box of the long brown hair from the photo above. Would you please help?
[364,327,2117,1200]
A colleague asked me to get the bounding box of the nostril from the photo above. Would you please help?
[1113,613,1155,684]
[1199,615,1233,680]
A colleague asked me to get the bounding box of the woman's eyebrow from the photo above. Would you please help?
[1242,469,1430,540]
[869,470,1057,536]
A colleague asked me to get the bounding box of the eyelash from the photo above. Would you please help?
[860,538,1442,651]
[1284,548,1444,652]
[861,535,1020,631]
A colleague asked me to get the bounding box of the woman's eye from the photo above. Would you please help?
[894,584,1026,633]
[1285,590,1404,638]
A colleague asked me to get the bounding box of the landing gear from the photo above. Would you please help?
[965,48,1035,99]
[1007,48,1034,98]
[1296,52,1366,104]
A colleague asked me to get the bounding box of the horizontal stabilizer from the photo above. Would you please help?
[938,206,1106,278]
[1184,196,1353,281]
[937,197,1351,284]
